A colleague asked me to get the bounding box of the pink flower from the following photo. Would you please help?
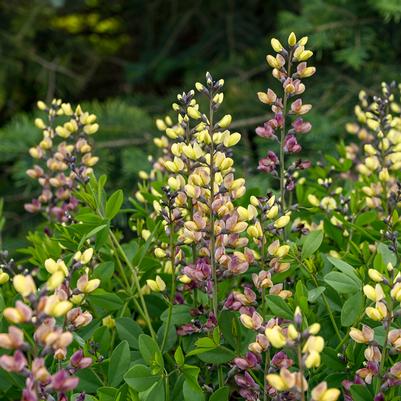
[0,350,27,372]
[258,151,279,173]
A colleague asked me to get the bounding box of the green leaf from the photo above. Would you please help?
[146,379,165,401]
[301,230,323,258]
[138,334,164,369]
[324,271,360,294]
[88,289,123,311]
[75,368,103,393]
[106,189,124,220]
[341,291,364,326]
[78,224,108,249]
[182,365,204,401]
[327,256,361,285]
[115,317,143,349]
[350,384,373,401]
[308,286,325,302]
[197,346,235,364]
[108,340,131,387]
[97,387,118,401]
[160,305,192,326]
[377,242,397,266]
[93,261,115,282]
[174,346,185,366]
[124,364,159,392]
[265,295,293,319]
[210,386,229,401]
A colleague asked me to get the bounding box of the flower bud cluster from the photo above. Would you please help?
[0,248,98,400]
[235,306,339,401]
[345,83,401,211]
[349,262,401,398]
[256,32,315,205]
[25,99,99,222]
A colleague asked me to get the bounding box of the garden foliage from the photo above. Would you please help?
[1,31,401,401]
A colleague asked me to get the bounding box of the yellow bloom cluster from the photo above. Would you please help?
[346,83,401,210]
[25,99,99,220]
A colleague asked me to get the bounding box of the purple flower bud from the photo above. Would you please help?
[283,134,301,153]
[50,370,79,392]
[258,151,279,173]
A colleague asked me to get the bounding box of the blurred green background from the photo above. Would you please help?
[1,0,401,250]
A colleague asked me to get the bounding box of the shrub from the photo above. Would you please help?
[0,32,401,401]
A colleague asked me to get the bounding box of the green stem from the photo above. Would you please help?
[297,343,305,401]
[161,216,176,352]
[296,254,342,342]
[263,350,270,401]
[110,231,156,339]
[208,99,218,321]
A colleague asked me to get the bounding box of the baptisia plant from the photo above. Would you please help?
[25,99,99,222]
[0,248,98,401]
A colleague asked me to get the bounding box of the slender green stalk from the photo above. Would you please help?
[208,100,218,320]
[296,254,342,342]
[297,343,305,401]
[161,212,176,352]
[110,231,156,339]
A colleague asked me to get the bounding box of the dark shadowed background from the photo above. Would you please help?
[1,0,401,250]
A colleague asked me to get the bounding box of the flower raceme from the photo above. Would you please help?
[25,99,99,222]
[0,249,99,401]
[256,32,315,209]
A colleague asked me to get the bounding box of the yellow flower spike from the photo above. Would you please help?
[287,324,299,340]
[187,106,201,120]
[363,284,384,302]
[303,335,324,353]
[288,32,297,46]
[305,350,321,368]
[0,270,9,284]
[266,374,287,391]
[154,248,167,258]
[224,132,241,147]
[55,126,71,139]
[276,245,290,258]
[266,54,279,69]
[265,326,287,348]
[309,323,321,335]
[368,269,384,282]
[34,118,46,129]
[299,66,316,78]
[47,271,65,290]
[271,38,283,52]
[136,191,146,203]
[311,382,340,401]
[217,114,232,129]
[298,36,308,46]
[307,194,320,206]
[37,100,47,110]
[52,301,73,317]
[13,275,37,297]
[84,123,99,135]
[141,230,151,241]
[365,302,387,321]
[195,82,204,92]
[239,314,254,330]
[156,119,167,131]
[165,128,178,139]
[391,282,401,301]
[178,274,192,284]
[103,315,116,329]
[379,168,390,181]
[266,368,295,391]
[274,214,291,229]
[146,275,166,292]
[266,204,279,219]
